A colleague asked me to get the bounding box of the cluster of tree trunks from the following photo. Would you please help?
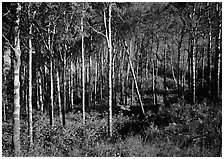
[2,2,221,156]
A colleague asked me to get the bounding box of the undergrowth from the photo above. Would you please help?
[2,100,222,157]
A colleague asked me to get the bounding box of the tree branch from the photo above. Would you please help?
[21,41,29,51]
[2,34,16,52]
[88,25,107,38]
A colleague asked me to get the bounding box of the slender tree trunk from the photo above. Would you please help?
[88,55,92,107]
[28,3,33,147]
[43,65,47,113]
[43,65,47,112]
[124,40,145,115]
[56,66,63,125]
[21,64,26,111]
[154,40,159,106]
[3,67,6,121]
[112,54,116,106]
[155,59,158,106]
[187,39,192,93]
[152,59,156,106]
[182,48,186,93]
[125,62,130,106]
[100,51,103,100]
[38,68,44,113]
[68,60,71,111]
[120,49,125,105]
[145,54,149,80]
[191,37,196,104]
[214,3,221,99]
[108,4,113,137]
[81,11,85,125]
[70,61,74,110]
[201,47,204,89]
[49,22,54,126]
[94,54,97,107]
[207,4,212,97]
[13,3,21,156]
[3,97,6,121]
[62,44,66,126]
[163,47,167,107]
[170,57,177,88]
[36,74,40,110]
[131,81,134,105]
[86,60,89,84]
[177,29,184,97]
[75,58,80,98]
[218,29,221,98]
[22,65,26,111]
[50,57,54,126]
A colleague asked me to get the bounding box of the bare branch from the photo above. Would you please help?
[58,46,63,62]
[21,41,29,51]
[2,34,16,52]
[89,25,107,38]
[103,8,108,39]
[3,9,10,17]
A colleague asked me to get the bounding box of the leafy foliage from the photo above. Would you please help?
[2,100,221,157]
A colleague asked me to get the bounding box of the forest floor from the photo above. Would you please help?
[2,99,222,157]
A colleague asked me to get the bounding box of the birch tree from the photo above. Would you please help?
[81,7,86,125]
[28,2,35,148]
[12,2,22,156]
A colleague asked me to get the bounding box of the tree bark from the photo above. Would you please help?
[214,3,221,99]
[81,10,85,125]
[163,47,167,107]
[62,44,66,126]
[13,3,21,156]
[187,39,192,93]
[108,4,113,137]
[124,40,145,115]
[191,5,197,105]
[48,22,54,126]
[56,66,63,125]
[94,53,98,107]
[154,40,159,106]
[36,73,40,110]
[68,60,71,110]
[70,61,74,110]
[100,51,103,100]
[38,68,44,113]
[177,28,184,97]
[201,47,205,89]
[146,54,149,80]
[170,57,177,88]
[152,59,156,106]
[88,55,92,107]
[125,61,130,106]
[207,3,212,97]
[191,36,196,104]
[119,48,125,105]
[28,3,33,148]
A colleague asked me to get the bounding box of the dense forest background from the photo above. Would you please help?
[2,2,222,157]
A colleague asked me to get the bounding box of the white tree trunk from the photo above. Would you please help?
[108,4,113,137]
[81,11,85,125]
[13,3,21,156]
[28,4,33,147]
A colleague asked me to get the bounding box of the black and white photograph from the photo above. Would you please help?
[2,2,222,157]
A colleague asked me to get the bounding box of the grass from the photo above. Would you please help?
[2,100,222,157]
